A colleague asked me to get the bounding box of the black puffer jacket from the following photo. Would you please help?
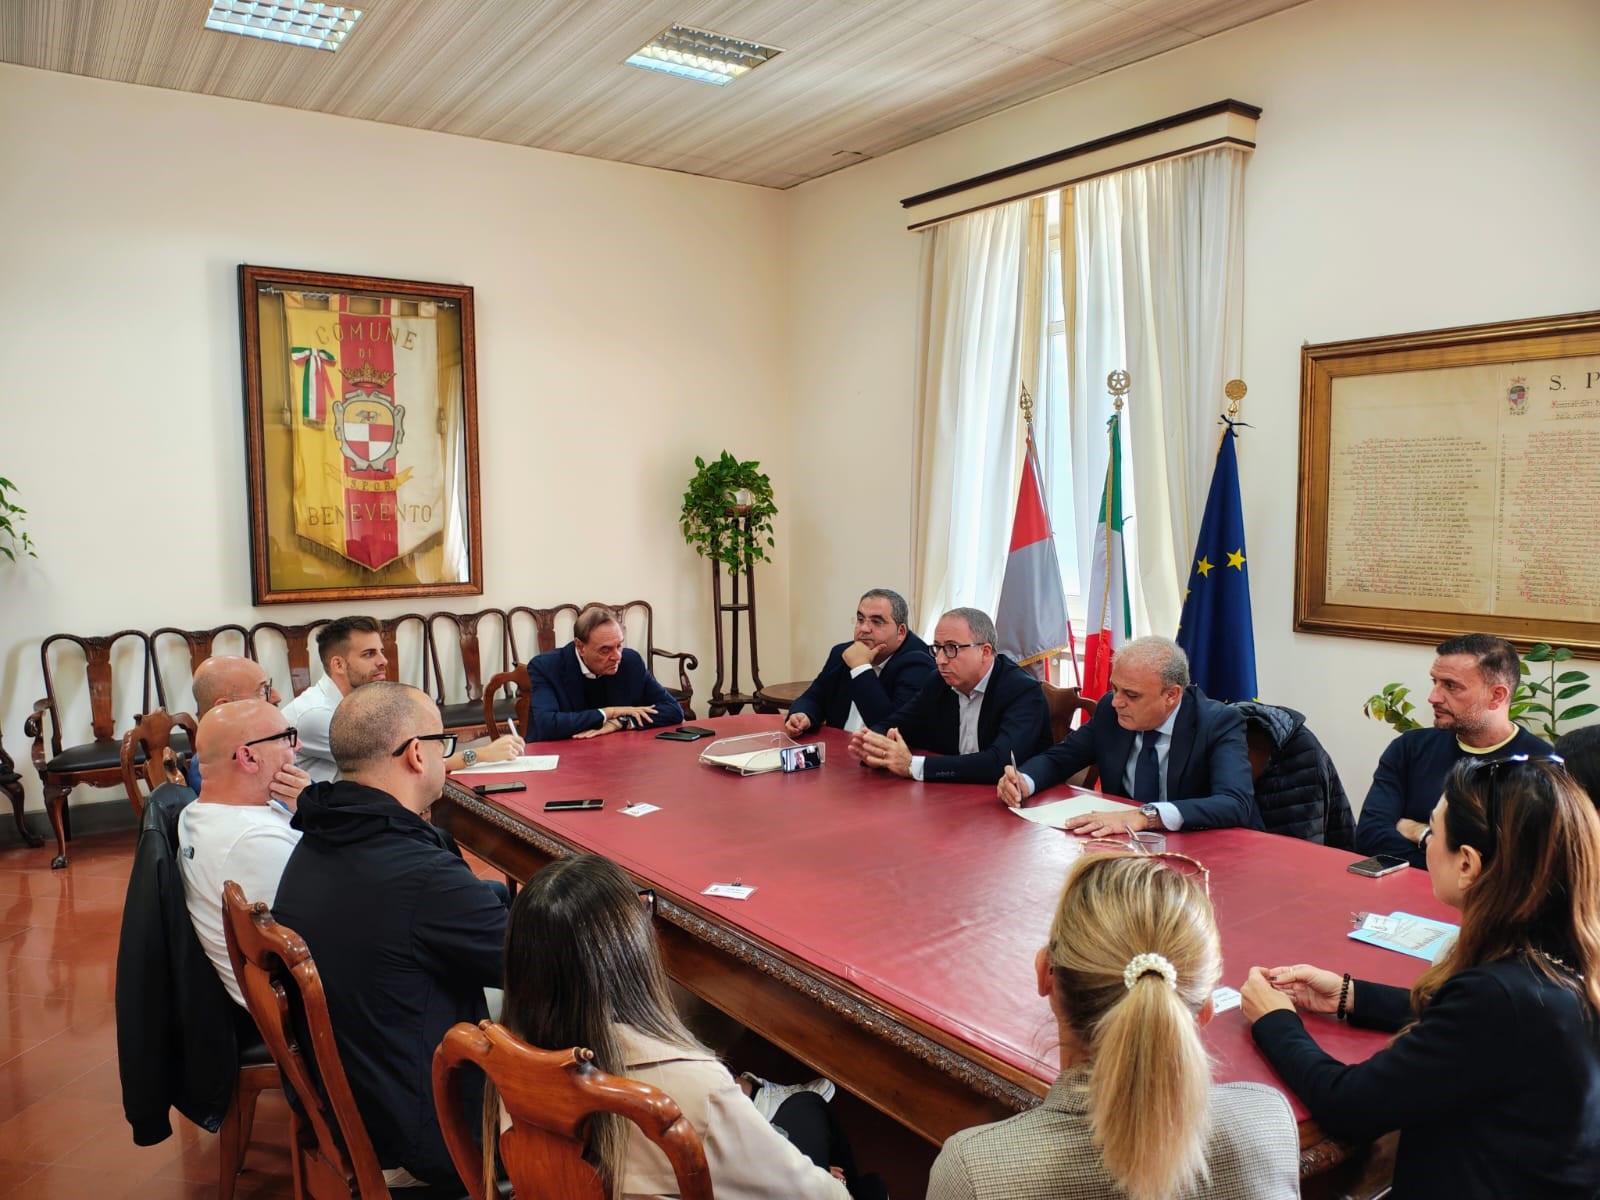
[1235,702,1355,849]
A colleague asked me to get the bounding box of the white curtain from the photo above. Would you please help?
[1067,147,1247,638]
[910,197,1039,635]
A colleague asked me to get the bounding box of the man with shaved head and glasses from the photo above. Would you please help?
[274,681,508,1191]
[177,699,305,1008]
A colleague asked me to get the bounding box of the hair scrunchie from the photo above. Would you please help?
[1122,952,1178,991]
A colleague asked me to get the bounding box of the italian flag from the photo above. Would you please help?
[1082,411,1131,701]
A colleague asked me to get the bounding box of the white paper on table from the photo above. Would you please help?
[453,755,559,776]
[1010,794,1138,828]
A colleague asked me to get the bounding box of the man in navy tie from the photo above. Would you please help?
[997,635,1259,834]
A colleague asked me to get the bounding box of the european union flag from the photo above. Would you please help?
[1176,419,1257,702]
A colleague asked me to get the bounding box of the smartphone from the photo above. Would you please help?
[544,798,604,812]
[678,726,716,738]
[1347,854,1409,877]
[656,729,702,742]
[473,782,527,795]
[780,743,825,772]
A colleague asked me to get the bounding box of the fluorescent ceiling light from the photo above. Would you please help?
[626,24,782,87]
[204,2,364,52]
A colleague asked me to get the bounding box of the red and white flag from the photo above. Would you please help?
[1082,410,1131,701]
[995,429,1074,680]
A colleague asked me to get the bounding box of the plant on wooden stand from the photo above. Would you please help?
[678,452,777,570]
[0,475,35,562]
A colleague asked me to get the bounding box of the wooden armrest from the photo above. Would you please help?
[650,648,698,698]
[26,697,58,764]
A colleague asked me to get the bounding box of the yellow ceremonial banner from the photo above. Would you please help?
[283,293,446,570]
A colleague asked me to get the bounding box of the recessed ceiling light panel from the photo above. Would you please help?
[204,2,364,52]
[626,23,782,87]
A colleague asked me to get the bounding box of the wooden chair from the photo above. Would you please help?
[1041,683,1098,788]
[1,730,40,848]
[246,620,330,700]
[430,608,516,740]
[119,709,197,819]
[481,665,529,741]
[433,1021,714,1200]
[150,624,250,712]
[222,881,391,1200]
[26,629,155,868]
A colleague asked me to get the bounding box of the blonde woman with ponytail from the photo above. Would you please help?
[928,854,1299,1200]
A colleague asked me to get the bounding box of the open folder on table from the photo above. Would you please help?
[1010,793,1137,829]
[452,755,559,775]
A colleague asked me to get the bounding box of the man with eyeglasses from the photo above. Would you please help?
[525,604,684,741]
[176,700,304,1008]
[784,588,936,737]
[851,607,1050,784]
[274,681,508,1192]
[1356,633,1551,867]
[998,635,1259,835]
[182,655,304,795]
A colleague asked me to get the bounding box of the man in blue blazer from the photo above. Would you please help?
[998,635,1260,833]
[784,588,936,736]
[525,606,684,741]
[853,607,1050,785]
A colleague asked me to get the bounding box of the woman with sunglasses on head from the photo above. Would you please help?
[499,853,879,1200]
[928,853,1299,1200]
[1242,755,1600,1198]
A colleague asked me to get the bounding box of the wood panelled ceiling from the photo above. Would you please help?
[1,0,1304,188]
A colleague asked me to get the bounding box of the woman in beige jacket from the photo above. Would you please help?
[499,853,853,1200]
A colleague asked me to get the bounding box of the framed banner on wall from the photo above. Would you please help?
[238,265,483,605]
[1294,309,1600,654]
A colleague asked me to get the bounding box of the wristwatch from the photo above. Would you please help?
[462,748,478,767]
[1139,803,1161,831]
[1417,827,1432,852]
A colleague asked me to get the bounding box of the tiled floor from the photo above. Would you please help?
[0,829,295,1199]
[0,826,934,1199]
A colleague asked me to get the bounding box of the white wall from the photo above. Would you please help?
[785,0,1600,803]
[0,65,791,814]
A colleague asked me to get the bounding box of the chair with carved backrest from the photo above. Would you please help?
[481,665,530,741]
[222,881,391,1200]
[1040,682,1099,788]
[433,1021,714,1200]
[1,730,39,848]
[151,624,252,712]
[246,620,330,701]
[430,608,516,740]
[377,611,432,700]
[27,629,155,868]
[120,709,198,820]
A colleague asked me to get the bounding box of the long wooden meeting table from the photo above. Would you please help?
[434,715,1449,1194]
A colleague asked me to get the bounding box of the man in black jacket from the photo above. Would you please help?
[784,588,936,736]
[273,681,507,1191]
[852,607,1049,784]
[999,635,1259,833]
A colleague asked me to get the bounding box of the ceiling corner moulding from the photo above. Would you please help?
[902,99,1262,231]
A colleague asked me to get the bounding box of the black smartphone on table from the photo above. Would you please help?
[473,782,527,795]
[544,798,604,812]
[1347,854,1408,877]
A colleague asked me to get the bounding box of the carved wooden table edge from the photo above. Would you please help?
[434,781,1045,1142]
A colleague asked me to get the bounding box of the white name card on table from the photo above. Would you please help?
[1009,794,1138,829]
[453,755,559,776]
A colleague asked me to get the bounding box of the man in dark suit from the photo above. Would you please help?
[525,605,684,741]
[851,607,1049,785]
[784,588,936,737]
[998,635,1259,833]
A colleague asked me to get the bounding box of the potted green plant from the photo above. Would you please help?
[1362,641,1596,743]
[0,475,35,561]
[679,452,777,571]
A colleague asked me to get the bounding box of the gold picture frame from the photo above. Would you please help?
[1294,309,1600,655]
[239,265,483,605]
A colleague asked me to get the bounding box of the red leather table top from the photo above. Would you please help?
[450,714,1451,1121]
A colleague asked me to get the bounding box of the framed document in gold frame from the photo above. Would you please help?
[239,265,483,605]
[1294,309,1600,655]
